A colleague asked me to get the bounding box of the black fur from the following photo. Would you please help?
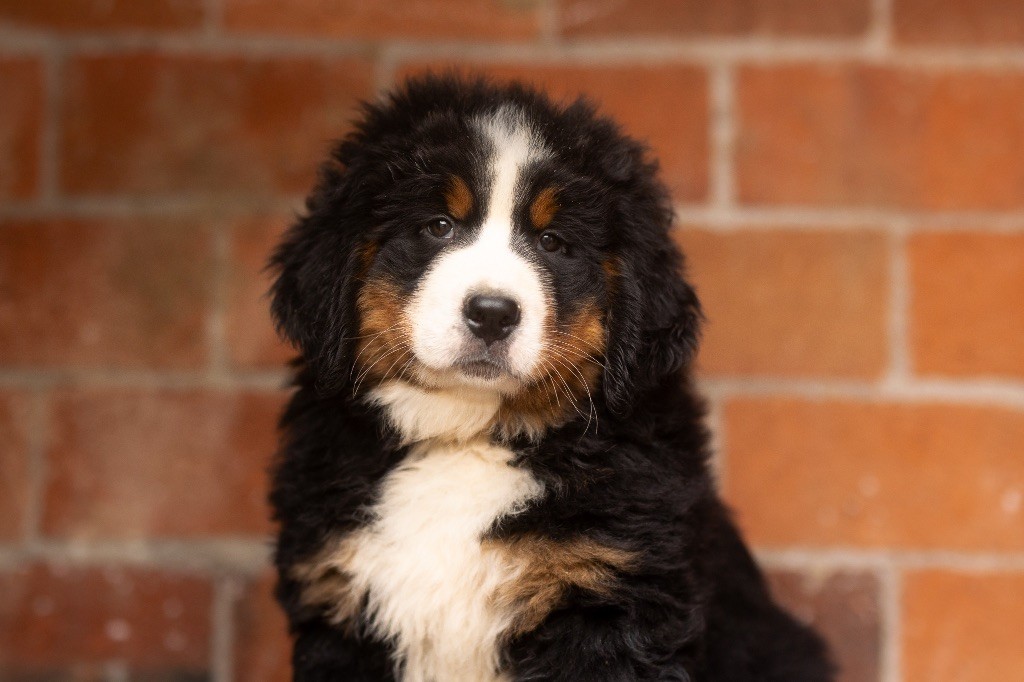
[270,75,833,681]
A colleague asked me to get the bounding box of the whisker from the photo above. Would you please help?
[546,348,598,437]
[352,342,410,396]
[544,340,607,370]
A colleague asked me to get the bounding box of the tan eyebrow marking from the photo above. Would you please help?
[529,186,559,230]
[444,175,474,221]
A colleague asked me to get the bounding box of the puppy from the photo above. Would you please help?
[269,75,833,681]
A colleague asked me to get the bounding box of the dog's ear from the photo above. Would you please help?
[602,187,702,417]
[270,148,371,394]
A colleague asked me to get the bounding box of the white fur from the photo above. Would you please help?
[339,439,543,682]
[407,108,550,386]
[370,380,500,444]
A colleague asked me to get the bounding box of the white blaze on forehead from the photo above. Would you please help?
[476,109,546,242]
[405,108,550,396]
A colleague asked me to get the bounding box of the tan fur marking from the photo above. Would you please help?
[444,175,474,220]
[602,256,620,296]
[488,535,636,638]
[496,301,606,438]
[529,186,559,230]
[355,277,416,390]
[292,537,363,626]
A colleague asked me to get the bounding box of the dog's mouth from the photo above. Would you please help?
[454,355,511,381]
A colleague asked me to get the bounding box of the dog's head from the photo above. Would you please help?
[271,75,700,435]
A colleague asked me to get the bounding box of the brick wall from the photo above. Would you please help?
[1,1,1023,680]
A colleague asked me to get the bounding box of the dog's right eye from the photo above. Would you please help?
[425,217,455,240]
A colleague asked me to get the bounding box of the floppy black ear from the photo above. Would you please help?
[602,192,702,417]
[269,151,371,394]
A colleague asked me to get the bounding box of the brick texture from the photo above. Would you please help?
[233,572,291,682]
[0,219,212,369]
[559,0,871,38]
[678,228,889,378]
[226,217,293,369]
[910,232,1024,379]
[0,564,211,671]
[0,57,43,200]
[400,63,709,199]
[0,391,33,541]
[42,389,281,539]
[895,0,1024,46]
[768,570,881,682]
[903,571,1024,681]
[60,55,374,197]
[224,0,542,40]
[737,65,1024,210]
[725,399,1024,550]
[4,1,1024,678]
[0,0,205,32]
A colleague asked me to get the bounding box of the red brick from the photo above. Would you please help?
[226,217,293,370]
[560,0,870,38]
[768,570,880,682]
[0,0,204,31]
[903,571,1024,681]
[42,389,282,539]
[0,219,211,369]
[678,228,889,379]
[399,64,709,200]
[895,0,1024,45]
[724,399,1024,550]
[0,564,211,669]
[224,0,541,40]
[737,65,1024,210]
[234,571,291,682]
[0,58,43,200]
[0,392,33,541]
[910,232,1024,379]
[60,55,374,197]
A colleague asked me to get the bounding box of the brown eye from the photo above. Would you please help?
[426,217,455,240]
[538,231,563,253]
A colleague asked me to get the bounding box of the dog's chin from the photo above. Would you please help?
[411,354,525,394]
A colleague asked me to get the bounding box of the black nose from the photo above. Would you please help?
[463,294,520,345]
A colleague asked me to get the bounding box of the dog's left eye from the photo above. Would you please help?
[425,217,455,240]
[537,231,564,253]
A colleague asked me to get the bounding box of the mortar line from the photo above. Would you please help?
[212,576,240,682]
[538,0,560,46]
[672,206,1024,230]
[705,393,727,489]
[884,223,912,384]
[204,0,224,36]
[868,0,894,57]
[0,195,306,219]
[375,46,401,94]
[208,221,232,378]
[709,62,736,210]
[758,548,1024,571]
[880,562,902,682]
[0,538,273,573]
[7,28,1024,69]
[0,368,291,391]
[702,376,1024,406]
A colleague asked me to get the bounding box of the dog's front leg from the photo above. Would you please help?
[503,600,700,682]
[290,618,396,682]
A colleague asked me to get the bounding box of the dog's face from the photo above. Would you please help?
[272,77,701,435]
[361,108,609,396]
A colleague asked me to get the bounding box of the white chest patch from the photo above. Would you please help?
[342,438,543,682]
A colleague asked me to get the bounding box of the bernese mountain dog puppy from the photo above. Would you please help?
[269,75,833,681]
